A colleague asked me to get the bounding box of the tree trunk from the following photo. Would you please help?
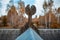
[28,14,32,27]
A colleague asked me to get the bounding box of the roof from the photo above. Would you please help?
[16,28,43,40]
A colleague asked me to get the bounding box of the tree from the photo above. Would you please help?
[43,0,54,28]
[43,0,48,28]
[2,16,7,26]
[6,4,11,11]
[43,0,48,11]
[48,0,53,9]
[56,7,60,24]
[48,0,54,28]
[7,5,18,27]
[25,4,36,26]
[6,0,14,11]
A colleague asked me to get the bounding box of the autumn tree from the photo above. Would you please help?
[2,16,7,26]
[43,0,48,28]
[43,0,54,28]
[56,7,60,24]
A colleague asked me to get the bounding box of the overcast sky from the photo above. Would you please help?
[0,0,60,18]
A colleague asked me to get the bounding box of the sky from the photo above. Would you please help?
[0,0,60,18]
